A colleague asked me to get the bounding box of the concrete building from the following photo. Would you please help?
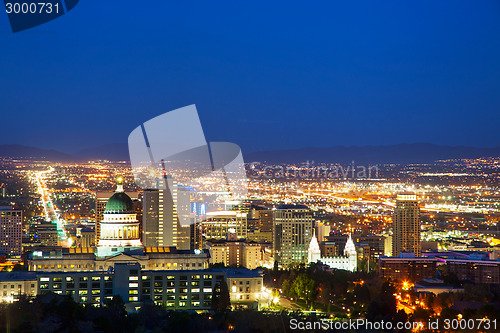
[392,193,421,257]
[0,271,37,302]
[36,222,58,247]
[315,223,331,243]
[28,247,209,273]
[323,234,349,257]
[246,230,273,243]
[206,234,261,269]
[176,187,194,250]
[273,204,314,267]
[445,257,500,284]
[199,211,247,242]
[353,234,385,263]
[36,263,263,310]
[379,254,437,282]
[75,227,95,248]
[142,183,178,248]
[0,206,22,256]
[250,208,273,232]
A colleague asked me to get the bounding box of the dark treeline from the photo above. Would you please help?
[0,293,318,333]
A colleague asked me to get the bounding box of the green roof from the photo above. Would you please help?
[104,192,134,214]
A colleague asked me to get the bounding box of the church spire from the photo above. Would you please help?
[308,230,321,263]
[344,233,356,256]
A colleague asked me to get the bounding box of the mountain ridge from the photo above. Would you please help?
[2,143,500,164]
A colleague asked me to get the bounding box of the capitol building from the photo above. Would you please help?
[29,179,209,272]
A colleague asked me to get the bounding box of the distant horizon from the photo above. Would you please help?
[5,140,500,156]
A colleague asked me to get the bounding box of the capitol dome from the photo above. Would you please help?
[104,178,135,214]
[105,192,134,213]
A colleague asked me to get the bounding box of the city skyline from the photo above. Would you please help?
[2,0,500,329]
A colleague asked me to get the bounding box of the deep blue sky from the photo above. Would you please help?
[1,1,500,153]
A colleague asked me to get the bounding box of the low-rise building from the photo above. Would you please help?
[28,247,209,272]
[206,234,261,269]
[36,263,263,310]
[0,271,37,302]
[414,278,463,295]
[445,258,500,284]
[379,254,437,282]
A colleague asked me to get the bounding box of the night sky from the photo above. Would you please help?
[0,1,500,153]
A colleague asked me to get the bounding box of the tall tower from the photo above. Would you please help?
[142,178,178,247]
[273,204,314,267]
[392,192,420,257]
[0,206,22,256]
[96,179,142,257]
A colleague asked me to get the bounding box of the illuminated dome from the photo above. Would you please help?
[104,178,134,214]
[96,177,142,257]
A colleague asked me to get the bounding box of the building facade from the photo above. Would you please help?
[0,272,37,302]
[379,254,437,282]
[28,247,209,272]
[199,211,247,242]
[142,186,178,248]
[445,258,500,284]
[308,233,357,272]
[206,234,261,269]
[36,263,263,310]
[96,179,142,257]
[392,193,421,257]
[273,205,314,267]
[0,206,22,256]
[95,190,139,244]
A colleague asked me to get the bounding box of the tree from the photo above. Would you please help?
[273,260,279,272]
[11,264,27,271]
[104,295,126,317]
[211,280,230,311]
[366,282,397,321]
[209,263,226,268]
[292,273,315,305]
[282,280,291,297]
[354,284,371,305]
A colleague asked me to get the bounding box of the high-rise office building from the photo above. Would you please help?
[176,187,193,250]
[95,188,138,244]
[141,176,181,248]
[273,204,314,267]
[0,206,22,256]
[392,192,421,257]
[142,187,178,248]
